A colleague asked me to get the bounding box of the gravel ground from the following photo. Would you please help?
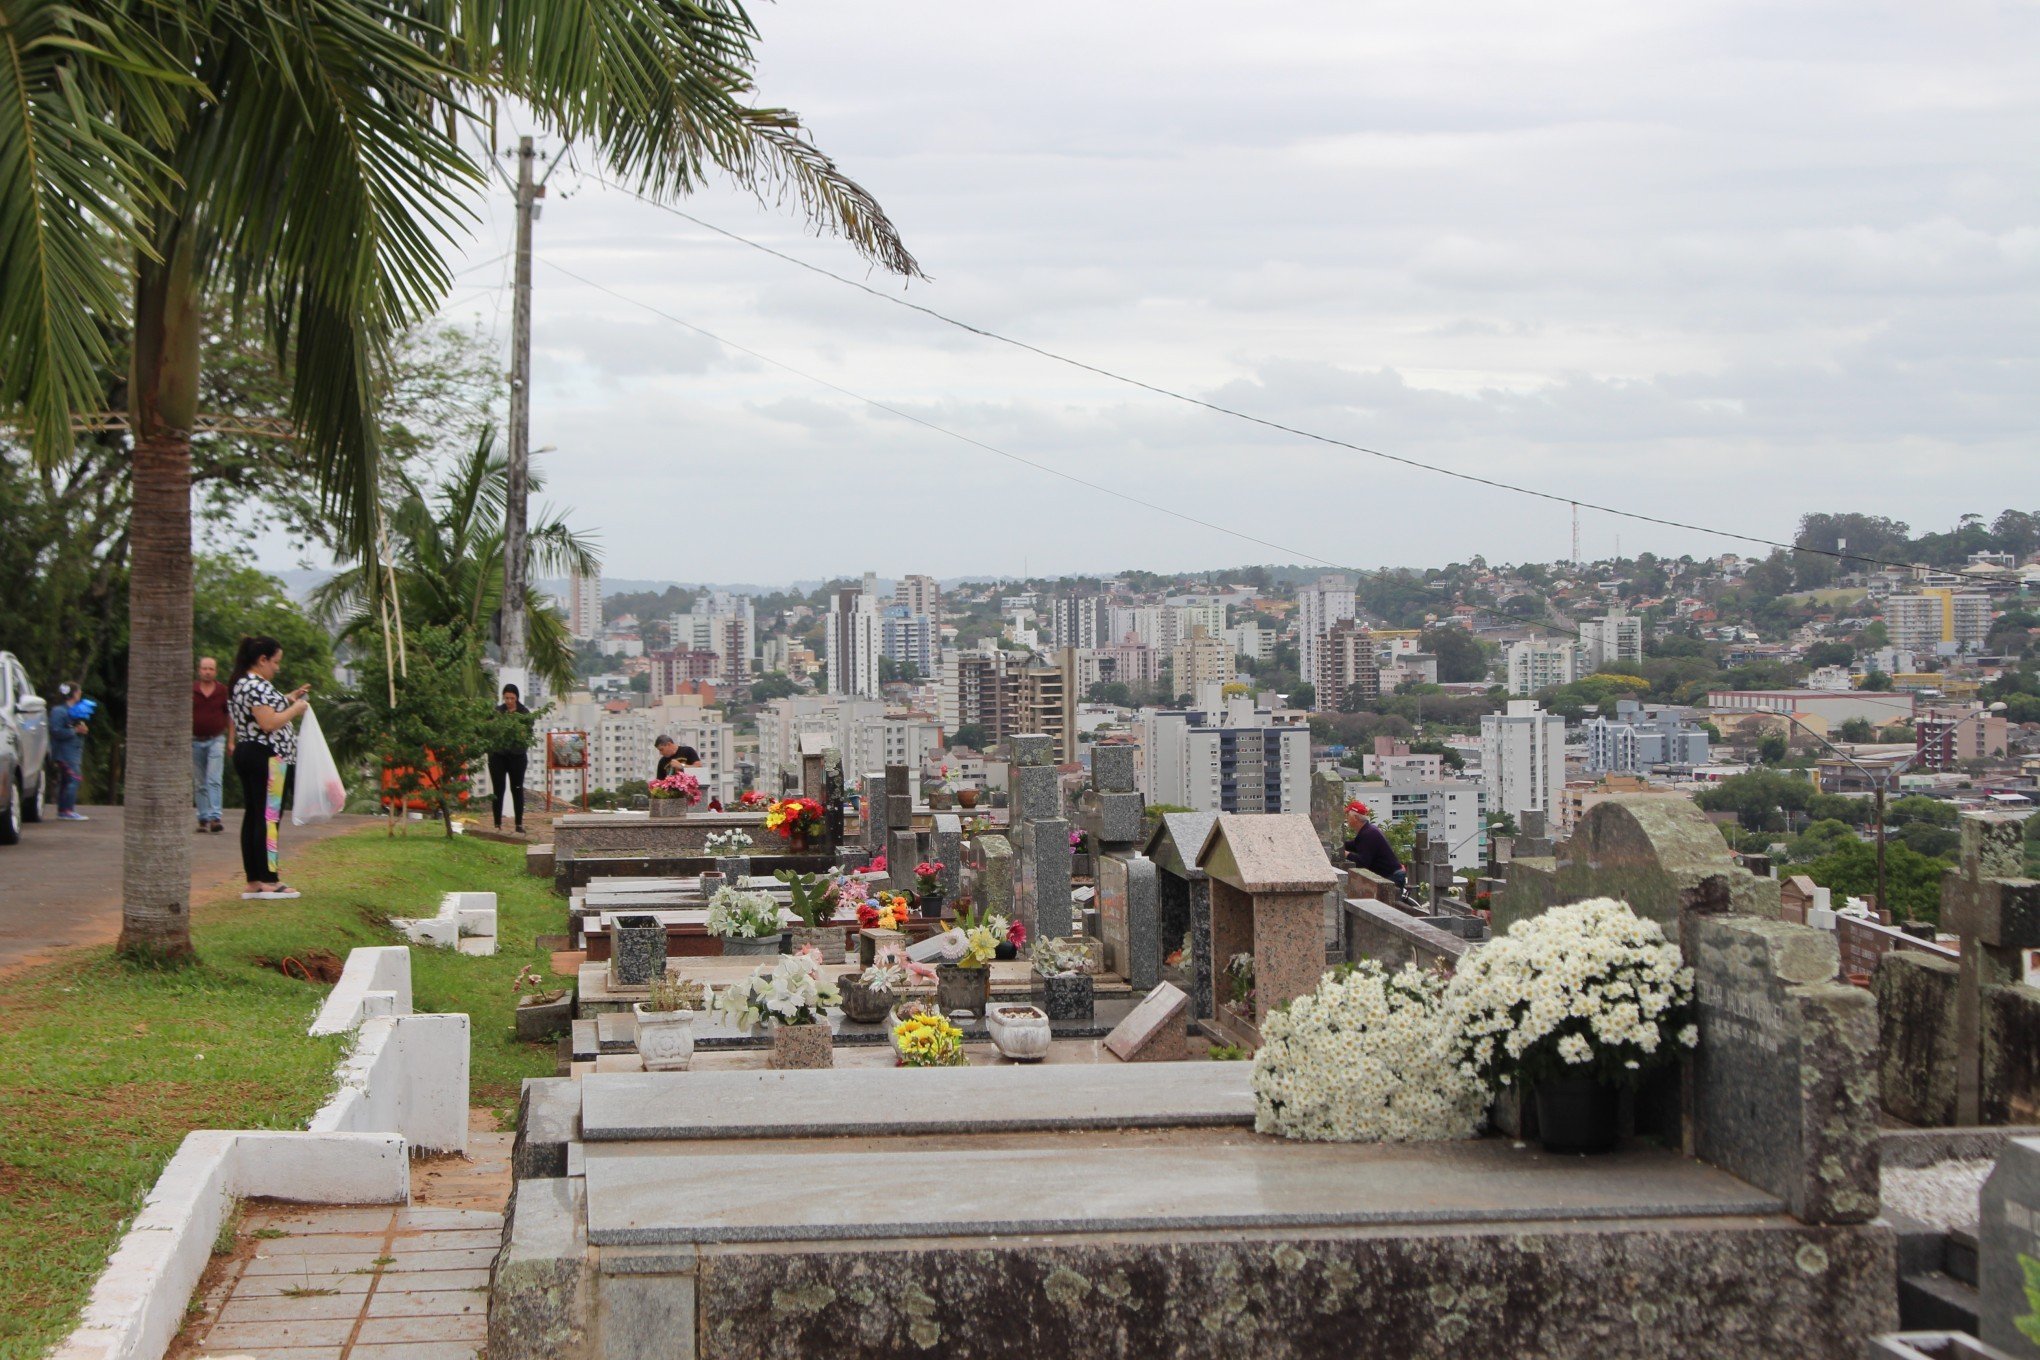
[1883,1158,1994,1232]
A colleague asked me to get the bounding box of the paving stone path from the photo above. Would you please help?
[177,1128,510,1360]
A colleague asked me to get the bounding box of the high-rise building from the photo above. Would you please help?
[1295,574,1357,684]
[1577,608,1644,672]
[1138,694,1310,814]
[1313,619,1381,713]
[647,649,718,695]
[755,694,943,794]
[1915,703,2010,770]
[531,693,736,802]
[1051,594,1112,650]
[940,647,1074,760]
[1171,629,1235,696]
[1480,699,1568,822]
[825,581,882,697]
[894,573,942,622]
[1506,638,1580,695]
[1885,590,1992,654]
[881,606,938,680]
[1376,778,1488,872]
[567,568,603,641]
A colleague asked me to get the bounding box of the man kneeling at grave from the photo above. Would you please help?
[1343,800,1407,896]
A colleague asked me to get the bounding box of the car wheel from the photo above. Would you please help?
[0,778,19,846]
[19,769,41,823]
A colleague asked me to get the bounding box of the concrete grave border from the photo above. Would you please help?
[50,943,471,1360]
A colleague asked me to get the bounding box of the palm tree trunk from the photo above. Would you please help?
[117,226,201,964]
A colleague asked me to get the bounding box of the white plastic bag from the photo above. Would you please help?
[292,704,346,826]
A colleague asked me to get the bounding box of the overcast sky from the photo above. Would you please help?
[425,0,2039,585]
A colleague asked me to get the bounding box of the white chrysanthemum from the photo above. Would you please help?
[1251,961,1484,1144]
[1438,897,1696,1093]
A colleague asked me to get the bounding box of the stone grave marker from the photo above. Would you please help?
[1195,814,1339,1042]
[1980,1136,2040,1358]
[1947,814,2040,1125]
[1016,818,1073,940]
[976,834,1015,921]
[930,814,962,896]
[1096,852,1161,990]
[1147,812,1218,1019]
[1011,763,1062,823]
[889,829,921,896]
[861,773,886,852]
[1011,733,1055,767]
[1092,744,1136,795]
[609,915,666,989]
[1685,911,1879,1224]
[1103,981,1189,1062]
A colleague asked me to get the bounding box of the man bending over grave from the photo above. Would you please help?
[654,735,701,782]
[1343,800,1407,895]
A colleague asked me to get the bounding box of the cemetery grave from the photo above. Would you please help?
[479,775,1952,1358]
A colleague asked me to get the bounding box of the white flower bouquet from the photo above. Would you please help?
[705,829,754,856]
[1438,897,1698,1092]
[706,886,781,940]
[712,951,842,1028]
[1251,960,1485,1143]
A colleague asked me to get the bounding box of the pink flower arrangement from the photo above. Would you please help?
[649,771,702,804]
[1007,919,1027,947]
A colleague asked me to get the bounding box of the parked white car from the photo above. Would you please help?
[0,651,51,844]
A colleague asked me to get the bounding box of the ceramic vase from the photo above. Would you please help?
[720,933,781,957]
[985,1003,1051,1061]
[632,1004,696,1072]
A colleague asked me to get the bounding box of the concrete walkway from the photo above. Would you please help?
[0,805,373,978]
[177,1130,510,1360]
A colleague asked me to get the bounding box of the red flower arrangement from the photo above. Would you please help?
[913,860,944,890]
[737,789,767,808]
[764,796,826,841]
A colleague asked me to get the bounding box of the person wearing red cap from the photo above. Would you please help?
[1343,800,1406,894]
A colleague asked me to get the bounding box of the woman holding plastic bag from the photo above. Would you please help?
[292,704,346,827]
[227,636,309,900]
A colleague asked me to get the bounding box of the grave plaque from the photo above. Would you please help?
[1686,914,1879,1224]
[1092,744,1136,795]
[1103,981,1189,1062]
[1980,1137,2040,1359]
[930,814,963,895]
[861,774,886,852]
[977,835,1015,920]
[1012,765,1062,823]
[1096,852,1161,991]
[889,830,920,895]
[1011,733,1054,768]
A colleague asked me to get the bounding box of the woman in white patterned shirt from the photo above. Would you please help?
[226,635,310,899]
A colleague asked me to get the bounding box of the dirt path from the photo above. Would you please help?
[0,805,375,979]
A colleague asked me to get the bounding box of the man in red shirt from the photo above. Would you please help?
[193,656,232,832]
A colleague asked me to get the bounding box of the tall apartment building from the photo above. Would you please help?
[941,648,1075,760]
[1577,608,1643,672]
[1295,574,1357,685]
[646,649,719,695]
[531,693,736,802]
[1171,629,1236,696]
[894,573,942,622]
[881,606,939,679]
[1915,703,2010,770]
[1375,778,1488,872]
[1168,599,1228,644]
[1480,699,1568,822]
[825,581,882,697]
[1583,700,1711,773]
[1313,619,1381,713]
[1050,594,1112,650]
[755,694,942,793]
[567,568,603,641]
[1506,638,1580,695]
[1224,620,1275,663]
[1886,590,1992,654]
[1138,696,1310,814]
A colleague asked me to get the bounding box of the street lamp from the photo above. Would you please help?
[1776,702,2007,916]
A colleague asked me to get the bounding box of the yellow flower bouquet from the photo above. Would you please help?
[892,1011,966,1067]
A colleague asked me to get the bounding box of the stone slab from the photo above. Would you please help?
[1091,744,1136,794]
[1019,818,1073,940]
[1104,981,1189,1061]
[1981,1137,2040,1357]
[976,834,1015,920]
[1011,765,1062,823]
[883,765,910,799]
[578,1062,1254,1141]
[888,829,920,894]
[581,1137,1787,1246]
[1086,790,1146,847]
[1010,733,1054,767]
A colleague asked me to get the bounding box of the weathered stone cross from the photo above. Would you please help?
[1945,813,2040,1125]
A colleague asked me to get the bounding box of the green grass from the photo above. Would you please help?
[0,827,563,1358]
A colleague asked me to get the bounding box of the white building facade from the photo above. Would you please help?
[1480,699,1568,822]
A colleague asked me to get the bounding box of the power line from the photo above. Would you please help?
[537,254,1582,640]
[591,173,1929,577]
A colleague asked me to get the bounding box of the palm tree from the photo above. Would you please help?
[1,0,917,961]
[314,426,597,698]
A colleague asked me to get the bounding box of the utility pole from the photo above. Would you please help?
[500,134,536,690]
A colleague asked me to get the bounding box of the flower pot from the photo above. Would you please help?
[714,855,752,883]
[515,991,573,1042]
[839,973,894,1024]
[1032,972,1095,1022]
[609,915,667,988]
[769,1022,833,1069]
[1534,1074,1621,1154]
[719,934,782,957]
[993,941,1018,961]
[784,828,810,853]
[633,1004,696,1072]
[650,798,693,819]
[935,963,990,1016]
[697,871,725,895]
[957,788,979,809]
[789,924,846,964]
[985,1003,1051,1061]
[916,887,946,917]
[929,788,953,811]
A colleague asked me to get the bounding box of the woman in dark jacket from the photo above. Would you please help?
[488,684,532,833]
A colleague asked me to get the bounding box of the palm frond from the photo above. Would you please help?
[0,0,188,460]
